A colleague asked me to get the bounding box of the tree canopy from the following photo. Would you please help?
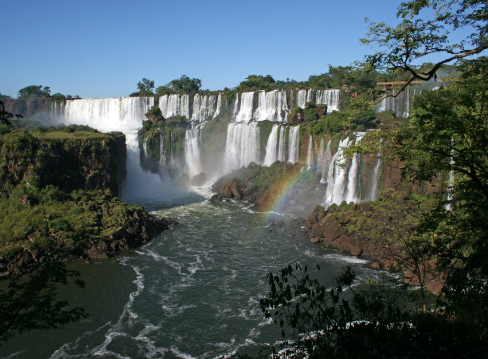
[17,85,51,100]
[360,0,488,92]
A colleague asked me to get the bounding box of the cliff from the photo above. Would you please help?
[0,129,126,196]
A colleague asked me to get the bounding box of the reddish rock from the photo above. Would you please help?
[310,237,321,243]
[371,262,381,269]
[426,280,444,296]
[351,245,363,256]
[404,269,420,285]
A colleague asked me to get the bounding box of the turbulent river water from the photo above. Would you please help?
[1,189,373,359]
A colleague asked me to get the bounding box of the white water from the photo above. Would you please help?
[344,133,365,203]
[159,94,190,120]
[369,144,382,201]
[51,97,153,133]
[213,93,222,119]
[316,89,341,113]
[235,92,255,123]
[297,90,307,109]
[253,90,288,122]
[288,125,300,164]
[323,137,352,207]
[223,122,260,174]
[320,140,332,183]
[306,135,313,169]
[263,124,280,166]
[185,129,202,179]
[277,126,286,162]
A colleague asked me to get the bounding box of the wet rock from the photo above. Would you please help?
[191,172,207,186]
[371,262,381,269]
[351,245,363,256]
[209,194,223,202]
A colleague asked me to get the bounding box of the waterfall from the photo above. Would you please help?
[122,133,183,200]
[277,126,286,162]
[320,140,332,183]
[306,136,313,169]
[223,122,260,173]
[288,125,300,163]
[159,94,190,119]
[344,133,365,203]
[316,89,341,113]
[160,130,166,166]
[318,139,324,172]
[263,124,280,166]
[403,88,410,117]
[369,141,382,201]
[297,90,307,109]
[235,92,254,123]
[185,129,202,179]
[58,97,153,133]
[213,93,222,119]
[232,94,239,118]
[306,89,314,104]
[323,137,352,207]
[253,90,289,122]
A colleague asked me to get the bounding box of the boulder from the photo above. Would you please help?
[426,280,444,296]
[191,172,207,186]
[404,269,420,285]
[350,245,363,256]
[310,237,321,243]
[371,262,381,269]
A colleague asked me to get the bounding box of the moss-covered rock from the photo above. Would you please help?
[0,129,126,196]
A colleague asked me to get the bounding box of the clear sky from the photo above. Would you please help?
[0,0,461,99]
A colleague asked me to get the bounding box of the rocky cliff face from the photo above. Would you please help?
[0,130,126,197]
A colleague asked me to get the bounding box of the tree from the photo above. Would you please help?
[361,0,488,94]
[17,85,51,99]
[0,100,22,126]
[136,78,155,96]
[259,263,488,358]
[0,245,88,345]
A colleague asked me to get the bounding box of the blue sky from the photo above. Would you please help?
[0,0,466,98]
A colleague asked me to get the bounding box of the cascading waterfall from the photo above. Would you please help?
[160,130,166,165]
[344,132,365,203]
[223,122,260,174]
[403,88,410,118]
[297,90,307,109]
[185,129,202,179]
[323,137,352,207]
[288,125,300,164]
[316,89,341,113]
[306,89,314,104]
[369,140,382,201]
[317,139,324,172]
[306,136,313,169]
[56,97,154,133]
[277,126,286,162]
[253,90,288,122]
[159,94,190,120]
[263,124,280,166]
[213,93,222,119]
[320,140,332,183]
[235,92,254,123]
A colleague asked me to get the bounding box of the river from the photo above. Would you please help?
[0,188,373,359]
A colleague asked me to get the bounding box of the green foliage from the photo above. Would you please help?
[156,75,202,95]
[0,253,88,345]
[235,75,275,92]
[259,263,487,358]
[360,0,487,89]
[18,85,51,99]
[136,78,155,96]
[0,100,22,126]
